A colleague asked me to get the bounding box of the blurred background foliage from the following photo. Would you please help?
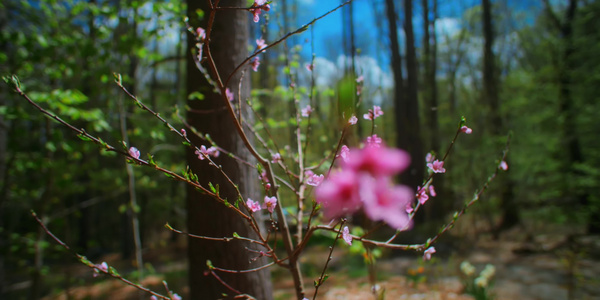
[1,0,599,298]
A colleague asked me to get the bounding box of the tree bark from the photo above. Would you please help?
[385,0,405,159]
[402,0,424,192]
[482,0,519,234]
[186,0,273,299]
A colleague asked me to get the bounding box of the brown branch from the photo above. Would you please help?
[31,211,170,300]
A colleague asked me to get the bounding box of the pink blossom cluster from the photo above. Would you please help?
[250,0,271,23]
[356,75,364,96]
[416,185,437,205]
[246,196,278,214]
[226,88,234,102]
[301,105,313,117]
[195,145,220,160]
[251,57,260,72]
[425,153,445,174]
[305,170,324,186]
[363,105,383,120]
[93,262,108,278]
[271,153,282,164]
[348,115,358,125]
[316,138,414,229]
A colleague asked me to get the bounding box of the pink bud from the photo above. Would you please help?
[499,161,508,171]
[128,147,140,159]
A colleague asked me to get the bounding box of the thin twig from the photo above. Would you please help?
[31,211,170,300]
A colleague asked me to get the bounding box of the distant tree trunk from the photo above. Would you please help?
[402,0,424,192]
[385,0,405,152]
[482,0,519,235]
[123,2,143,281]
[544,0,596,233]
[447,28,466,116]
[0,4,8,294]
[186,0,273,299]
[422,0,445,221]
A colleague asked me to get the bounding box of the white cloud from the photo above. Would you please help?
[309,55,393,91]
[436,17,461,38]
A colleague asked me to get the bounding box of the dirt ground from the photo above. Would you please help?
[40,224,600,300]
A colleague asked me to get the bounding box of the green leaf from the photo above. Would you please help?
[113,73,122,85]
[188,91,205,100]
[147,154,157,166]
[77,134,93,142]
[232,232,240,238]
[108,266,120,276]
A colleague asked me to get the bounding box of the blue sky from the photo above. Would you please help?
[262,0,541,61]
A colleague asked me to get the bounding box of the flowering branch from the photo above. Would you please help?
[30,211,171,300]
[312,220,347,300]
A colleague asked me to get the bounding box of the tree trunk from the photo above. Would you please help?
[482,0,519,235]
[186,0,273,299]
[402,0,424,192]
[422,0,445,221]
[385,0,405,155]
[545,0,596,233]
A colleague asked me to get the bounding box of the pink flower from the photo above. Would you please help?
[348,115,358,125]
[250,0,271,22]
[206,147,219,157]
[172,293,182,300]
[499,160,508,171]
[423,246,436,261]
[366,134,382,147]
[363,105,383,120]
[417,186,429,205]
[338,145,350,162]
[306,172,324,186]
[246,198,262,213]
[271,153,282,164]
[425,153,435,163]
[317,141,414,228]
[251,8,261,22]
[93,262,108,277]
[264,183,271,190]
[150,296,158,300]
[344,144,411,178]
[429,185,436,197]
[251,57,260,72]
[427,160,446,173]
[196,27,206,41]
[301,105,313,117]
[315,171,362,219]
[195,145,220,160]
[181,129,187,136]
[128,147,140,159]
[260,170,269,183]
[263,196,278,213]
[461,126,473,134]
[306,63,314,71]
[342,226,352,245]
[226,88,234,102]
[360,175,413,229]
[256,38,267,51]
[356,75,364,83]
[405,202,414,214]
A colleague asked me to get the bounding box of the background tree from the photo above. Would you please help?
[482,0,519,235]
[185,0,273,298]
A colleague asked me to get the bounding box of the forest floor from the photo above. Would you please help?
[39,224,600,300]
